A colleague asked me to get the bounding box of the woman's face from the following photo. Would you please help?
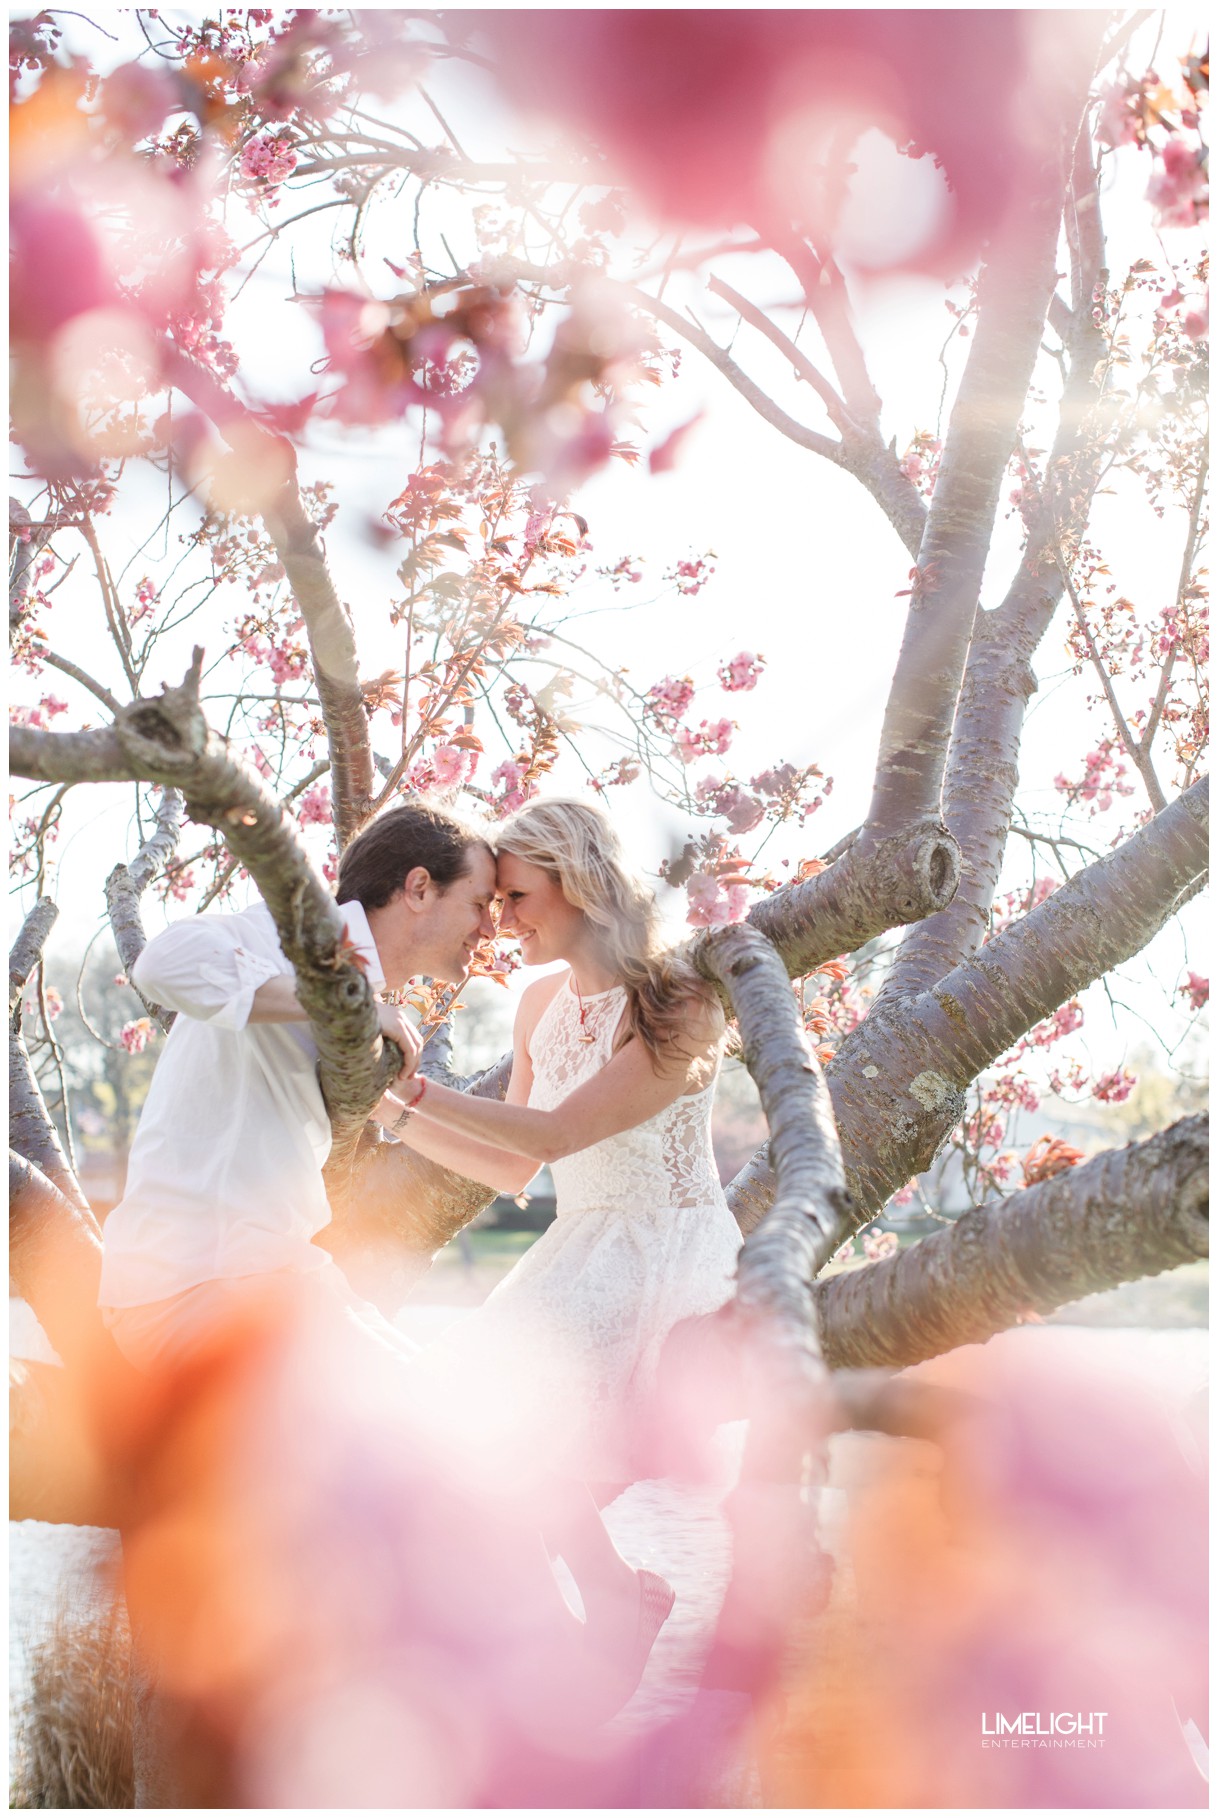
[495,852,586,965]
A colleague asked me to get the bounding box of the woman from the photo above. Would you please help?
[376,797,744,1699]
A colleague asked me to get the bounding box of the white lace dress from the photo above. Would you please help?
[420,980,743,1484]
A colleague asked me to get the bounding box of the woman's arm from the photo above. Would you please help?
[409,993,723,1166]
[372,1089,540,1195]
[370,983,549,1194]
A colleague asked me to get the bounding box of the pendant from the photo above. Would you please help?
[578,1030,596,1044]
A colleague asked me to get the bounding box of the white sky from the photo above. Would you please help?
[9,8,1209,1083]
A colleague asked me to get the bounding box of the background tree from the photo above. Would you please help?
[8,7,1210,1729]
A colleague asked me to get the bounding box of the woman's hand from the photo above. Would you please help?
[376,1001,422,1087]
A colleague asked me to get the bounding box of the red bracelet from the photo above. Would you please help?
[410,1074,427,1109]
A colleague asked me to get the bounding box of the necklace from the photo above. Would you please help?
[574,978,597,1043]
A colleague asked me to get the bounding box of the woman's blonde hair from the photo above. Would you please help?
[494,797,715,1064]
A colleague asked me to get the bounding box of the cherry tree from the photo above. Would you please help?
[8,10,1210,1781]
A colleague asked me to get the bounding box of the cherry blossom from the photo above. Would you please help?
[1091,1067,1138,1104]
[296,784,332,827]
[717,651,765,693]
[644,675,695,725]
[120,1018,153,1054]
[1177,971,1209,1012]
[684,871,750,927]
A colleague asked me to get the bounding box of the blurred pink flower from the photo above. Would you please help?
[120,1018,153,1054]
[296,784,332,827]
[240,133,299,189]
[1177,971,1209,1012]
[717,650,765,693]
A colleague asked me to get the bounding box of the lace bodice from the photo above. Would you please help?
[528,977,727,1218]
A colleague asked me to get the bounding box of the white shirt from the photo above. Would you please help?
[98,901,385,1309]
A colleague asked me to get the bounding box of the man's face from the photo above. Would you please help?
[412,845,498,984]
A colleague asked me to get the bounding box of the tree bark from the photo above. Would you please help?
[9,1151,109,1372]
[811,1115,1208,1370]
[727,777,1210,1228]
[695,922,841,1697]
[9,897,92,1216]
[164,350,375,846]
[881,230,1111,994]
[105,790,185,1033]
[864,41,1099,839]
[741,817,960,976]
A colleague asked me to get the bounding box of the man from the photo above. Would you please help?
[98,798,497,1370]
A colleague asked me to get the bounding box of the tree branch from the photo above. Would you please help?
[624,285,841,460]
[9,896,92,1216]
[105,790,185,1032]
[11,656,400,1189]
[694,923,840,1693]
[10,896,59,1019]
[728,777,1209,1227]
[706,274,850,429]
[742,818,961,977]
[863,56,1095,839]
[9,1150,110,1374]
[811,1115,1208,1370]
[880,205,1112,998]
[163,350,375,847]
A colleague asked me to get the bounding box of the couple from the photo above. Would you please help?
[99,795,743,1722]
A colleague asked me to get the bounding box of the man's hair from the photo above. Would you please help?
[336,797,489,912]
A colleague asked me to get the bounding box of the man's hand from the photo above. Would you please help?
[376,1001,422,1088]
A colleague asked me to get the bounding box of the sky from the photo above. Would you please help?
[9,7,1209,1086]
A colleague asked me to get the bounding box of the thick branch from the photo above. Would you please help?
[10,1028,91,1216]
[728,778,1209,1228]
[743,818,961,976]
[811,1116,1208,1370]
[105,790,185,1032]
[164,351,375,846]
[882,183,1111,997]
[9,1151,110,1373]
[695,922,840,1693]
[864,51,1095,838]
[10,896,59,1018]
[9,722,140,784]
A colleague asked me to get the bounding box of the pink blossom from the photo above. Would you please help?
[717,650,765,693]
[1177,971,1209,1012]
[685,871,749,927]
[832,1239,856,1264]
[751,762,799,797]
[862,1228,900,1261]
[1146,135,1208,229]
[696,778,765,835]
[297,784,333,827]
[1029,999,1084,1046]
[114,973,129,988]
[491,758,536,814]
[645,675,695,724]
[667,553,715,596]
[240,133,299,189]
[1091,1067,1137,1105]
[25,985,63,1020]
[10,704,44,728]
[430,743,479,789]
[132,576,159,623]
[120,1018,153,1054]
[40,694,68,719]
